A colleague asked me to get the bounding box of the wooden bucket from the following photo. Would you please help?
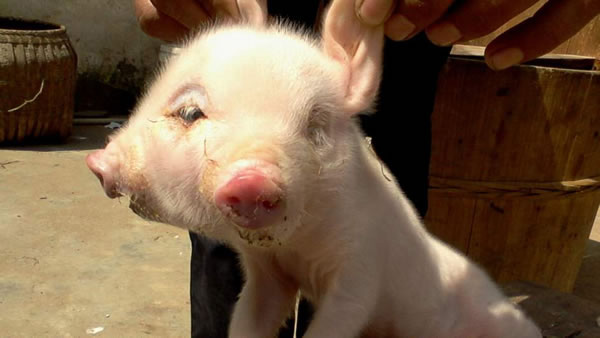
[0,17,77,143]
[426,47,600,292]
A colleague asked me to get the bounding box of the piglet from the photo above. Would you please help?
[86,0,541,337]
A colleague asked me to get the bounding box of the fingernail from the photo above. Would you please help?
[489,48,524,70]
[357,0,392,26]
[426,22,461,46]
[384,14,416,41]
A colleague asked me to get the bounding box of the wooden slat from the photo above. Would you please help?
[451,45,599,71]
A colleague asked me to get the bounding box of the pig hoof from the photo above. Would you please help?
[215,171,285,229]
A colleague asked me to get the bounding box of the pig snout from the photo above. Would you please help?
[214,162,285,229]
[86,149,121,199]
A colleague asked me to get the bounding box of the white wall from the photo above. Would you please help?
[3,0,162,91]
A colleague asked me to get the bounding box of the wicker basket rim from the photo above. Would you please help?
[0,17,66,36]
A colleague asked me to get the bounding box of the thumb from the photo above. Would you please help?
[355,0,395,26]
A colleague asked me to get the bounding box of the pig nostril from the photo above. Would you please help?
[214,169,285,229]
[262,199,278,210]
[226,196,241,206]
[86,150,121,199]
[94,172,104,186]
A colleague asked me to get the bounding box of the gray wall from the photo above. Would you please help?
[2,0,164,113]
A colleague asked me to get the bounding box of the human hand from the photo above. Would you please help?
[133,0,266,42]
[355,0,600,70]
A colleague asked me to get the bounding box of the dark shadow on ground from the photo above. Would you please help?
[501,240,600,338]
[573,239,600,304]
[0,125,113,152]
[504,280,600,338]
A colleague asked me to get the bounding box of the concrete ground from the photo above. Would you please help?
[1,124,599,337]
[0,125,190,337]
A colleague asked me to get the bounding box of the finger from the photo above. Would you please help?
[134,0,190,42]
[204,0,241,19]
[385,0,455,41]
[150,0,211,29]
[355,0,395,26]
[236,0,268,25]
[425,0,539,46]
[484,0,600,70]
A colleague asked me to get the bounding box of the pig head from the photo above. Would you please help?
[86,0,384,248]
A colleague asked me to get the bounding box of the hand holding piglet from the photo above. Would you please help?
[133,0,266,41]
[357,0,600,69]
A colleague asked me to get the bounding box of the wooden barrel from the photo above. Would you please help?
[426,49,600,292]
[0,17,77,143]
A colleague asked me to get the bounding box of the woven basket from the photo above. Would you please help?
[0,17,77,143]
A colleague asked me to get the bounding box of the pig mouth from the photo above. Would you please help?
[235,227,282,247]
[219,196,284,229]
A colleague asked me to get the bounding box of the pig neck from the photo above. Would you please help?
[274,124,441,303]
[296,124,431,249]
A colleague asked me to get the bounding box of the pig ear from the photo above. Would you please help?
[322,0,384,115]
[237,0,268,26]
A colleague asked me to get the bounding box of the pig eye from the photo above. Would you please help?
[168,84,208,125]
[178,105,206,123]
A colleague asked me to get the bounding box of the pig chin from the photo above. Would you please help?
[127,193,167,224]
[227,211,301,248]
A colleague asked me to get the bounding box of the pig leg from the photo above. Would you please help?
[303,272,378,338]
[229,256,298,338]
